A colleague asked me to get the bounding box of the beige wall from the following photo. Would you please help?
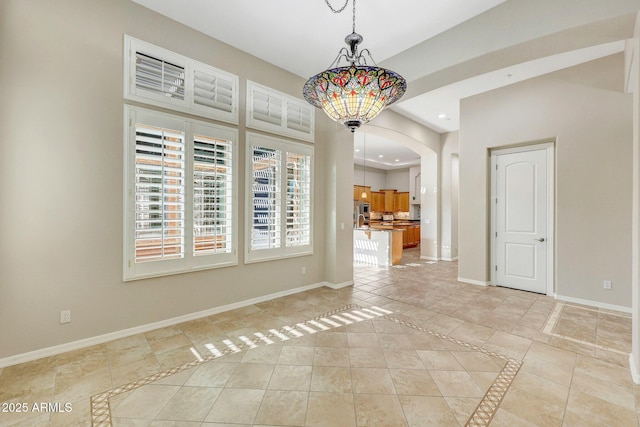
[441,132,460,260]
[353,166,411,193]
[0,0,352,360]
[459,54,633,308]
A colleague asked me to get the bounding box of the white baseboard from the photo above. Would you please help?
[0,282,326,369]
[420,255,439,261]
[457,277,489,286]
[440,257,458,262]
[554,294,632,314]
[323,280,354,289]
[630,354,640,384]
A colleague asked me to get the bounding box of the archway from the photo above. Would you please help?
[358,122,441,261]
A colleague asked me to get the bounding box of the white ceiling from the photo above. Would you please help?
[132,0,631,170]
[353,132,421,170]
[131,0,508,79]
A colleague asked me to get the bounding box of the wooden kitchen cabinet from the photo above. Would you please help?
[353,185,371,202]
[381,189,396,212]
[394,192,410,212]
[400,224,421,248]
[408,225,420,247]
[371,192,384,212]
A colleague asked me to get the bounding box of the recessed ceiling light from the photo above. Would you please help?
[378,155,384,158]
[438,114,448,119]
[395,159,400,162]
[355,148,360,152]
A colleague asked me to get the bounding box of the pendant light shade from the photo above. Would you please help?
[303,65,406,132]
[303,0,406,132]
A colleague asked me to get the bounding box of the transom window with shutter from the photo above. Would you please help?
[246,81,314,142]
[124,35,239,124]
[245,133,313,263]
[125,107,238,280]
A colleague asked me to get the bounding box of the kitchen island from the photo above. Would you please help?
[353,228,403,267]
[369,221,421,248]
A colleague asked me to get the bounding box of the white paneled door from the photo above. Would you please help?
[492,146,553,294]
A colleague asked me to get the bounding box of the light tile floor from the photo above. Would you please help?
[0,247,637,426]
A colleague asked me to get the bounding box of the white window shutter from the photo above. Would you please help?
[285,151,311,247]
[191,64,239,123]
[135,52,186,101]
[193,134,234,256]
[134,124,186,263]
[252,90,283,126]
[286,101,312,135]
[247,81,314,142]
[245,133,313,264]
[125,35,239,124]
[125,107,239,281]
[250,146,282,251]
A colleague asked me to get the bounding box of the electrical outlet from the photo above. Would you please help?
[603,280,612,290]
[60,310,71,324]
[301,266,306,275]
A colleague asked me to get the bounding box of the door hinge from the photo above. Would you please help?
[495,265,498,271]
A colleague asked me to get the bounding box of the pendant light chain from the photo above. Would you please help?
[324,0,357,33]
[352,0,356,34]
[324,0,349,13]
[363,133,366,190]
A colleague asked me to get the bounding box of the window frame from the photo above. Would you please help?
[244,132,314,264]
[124,106,239,281]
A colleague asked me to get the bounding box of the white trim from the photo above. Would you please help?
[420,255,439,261]
[490,141,555,296]
[0,281,326,369]
[630,353,640,384]
[458,277,489,286]
[554,294,632,314]
[323,280,354,289]
[440,257,458,262]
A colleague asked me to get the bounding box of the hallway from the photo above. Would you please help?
[0,249,636,426]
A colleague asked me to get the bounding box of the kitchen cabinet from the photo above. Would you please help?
[381,189,396,212]
[394,192,410,212]
[395,223,420,248]
[409,225,421,247]
[371,192,384,212]
[376,189,410,212]
[353,185,371,202]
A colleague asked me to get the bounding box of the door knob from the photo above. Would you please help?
[533,238,545,242]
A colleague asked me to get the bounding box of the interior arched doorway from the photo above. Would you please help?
[357,122,441,261]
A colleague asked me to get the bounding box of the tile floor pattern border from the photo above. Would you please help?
[91,304,522,427]
[542,302,630,356]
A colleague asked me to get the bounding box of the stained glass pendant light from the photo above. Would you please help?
[303,0,407,132]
